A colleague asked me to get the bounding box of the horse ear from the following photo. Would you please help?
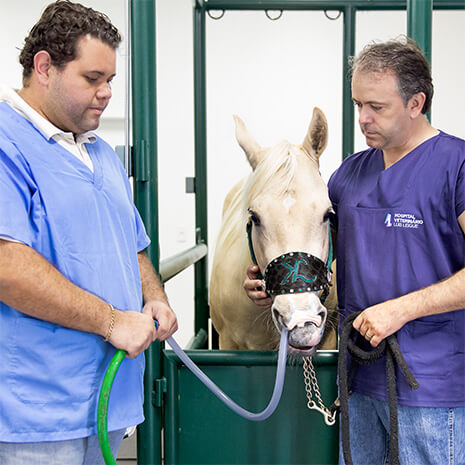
[302,107,328,160]
[233,115,263,170]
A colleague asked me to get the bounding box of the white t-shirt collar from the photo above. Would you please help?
[0,84,96,146]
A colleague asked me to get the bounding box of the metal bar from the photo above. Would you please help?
[160,244,208,283]
[164,356,180,464]
[131,1,162,464]
[124,0,131,175]
[433,0,465,8]
[193,6,210,336]
[342,5,356,159]
[195,0,464,9]
[407,0,433,63]
[197,0,405,8]
[408,0,433,121]
[186,328,209,349]
[163,349,338,366]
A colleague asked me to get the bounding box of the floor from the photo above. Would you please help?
[116,430,137,465]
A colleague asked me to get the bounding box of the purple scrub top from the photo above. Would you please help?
[329,132,465,407]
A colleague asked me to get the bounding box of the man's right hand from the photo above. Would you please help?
[109,309,157,358]
[243,264,272,309]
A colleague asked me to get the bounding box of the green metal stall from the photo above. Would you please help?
[129,1,464,464]
[163,351,338,464]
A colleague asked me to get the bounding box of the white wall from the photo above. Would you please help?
[3,2,464,347]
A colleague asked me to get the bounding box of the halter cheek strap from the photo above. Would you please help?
[246,219,263,279]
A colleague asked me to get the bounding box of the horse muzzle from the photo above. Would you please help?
[264,251,331,355]
[272,294,327,355]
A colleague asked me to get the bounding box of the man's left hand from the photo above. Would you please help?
[142,300,178,341]
[352,300,406,347]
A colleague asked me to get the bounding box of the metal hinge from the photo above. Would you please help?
[185,177,196,193]
[152,377,167,408]
[115,145,134,178]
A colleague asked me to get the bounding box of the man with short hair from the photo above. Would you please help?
[329,36,465,464]
[245,36,465,464]
[0,2,177,463]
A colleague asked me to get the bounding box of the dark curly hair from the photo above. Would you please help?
[349,36,433,114]
[19,0,121,83]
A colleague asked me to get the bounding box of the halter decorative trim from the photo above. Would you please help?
[264,252,329,296]
[246,220,333,303]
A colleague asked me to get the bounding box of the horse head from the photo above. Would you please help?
[235,108,333,355]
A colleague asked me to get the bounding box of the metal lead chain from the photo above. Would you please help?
[303,356,337,426]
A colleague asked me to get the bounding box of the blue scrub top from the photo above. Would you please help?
[0,102,151,441]
[329,132,465,407]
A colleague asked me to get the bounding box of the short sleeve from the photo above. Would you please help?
[455,159,465,218]
[133,204,151,252]
[114,155,151,252]
[0,143,36,246]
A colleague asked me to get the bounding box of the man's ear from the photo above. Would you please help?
[408,92,426,118]
[33,51,53,86]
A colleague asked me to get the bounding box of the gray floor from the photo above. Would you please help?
[116,430,137,465]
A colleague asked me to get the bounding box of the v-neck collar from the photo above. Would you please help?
[49,136,104,189]
[378,131,442,173]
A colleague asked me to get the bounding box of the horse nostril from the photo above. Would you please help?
[273,309,283,326]
[317,310,326,326]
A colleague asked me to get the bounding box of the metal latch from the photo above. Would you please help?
[152,377,167,408]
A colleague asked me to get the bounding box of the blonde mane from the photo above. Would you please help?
[244,140,298,206]
[212,141,299,272]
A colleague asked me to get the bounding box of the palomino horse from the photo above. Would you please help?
[210,108,337,354]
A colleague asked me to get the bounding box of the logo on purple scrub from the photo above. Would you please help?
[385,212,424,229]
[385,213,392,227]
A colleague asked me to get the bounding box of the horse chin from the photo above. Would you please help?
[286,327,323,357]
[287,344,318,357]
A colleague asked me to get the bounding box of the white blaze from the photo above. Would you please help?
[283,195,296,213]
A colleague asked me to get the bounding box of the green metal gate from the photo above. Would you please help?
[163,350,338,465]
[129,1,464,464]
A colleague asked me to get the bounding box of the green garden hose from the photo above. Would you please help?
[97,348,126,465]
[98,321,160,465]
[97,322,288,464]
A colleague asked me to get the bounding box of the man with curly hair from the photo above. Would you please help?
[0,2,177,463]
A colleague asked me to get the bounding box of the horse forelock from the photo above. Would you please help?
[244,140,298,208]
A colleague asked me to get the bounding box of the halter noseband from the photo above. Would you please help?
[246,220,333,303]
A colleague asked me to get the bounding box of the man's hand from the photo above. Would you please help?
[144,299,178,341]
[243,264,272,308]
[109,309,157,358]
[352,300,406,347]
[108,302,177,358]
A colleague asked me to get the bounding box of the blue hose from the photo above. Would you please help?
[167,326,289,421]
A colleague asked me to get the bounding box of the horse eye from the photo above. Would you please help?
[324,209,336,224]
[250,211,261,226]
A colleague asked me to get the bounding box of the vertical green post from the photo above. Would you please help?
[193,5,209,335]
[342,5,356,159]
[407,0,432,121]
[131,1,162,464]
[407,0,432,64]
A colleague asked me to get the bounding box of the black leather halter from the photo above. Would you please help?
[246,220,333,302]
